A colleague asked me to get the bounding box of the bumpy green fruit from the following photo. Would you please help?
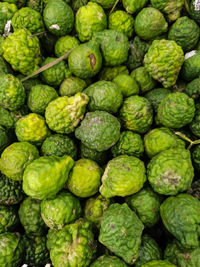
[80,143,108,165]
[2,29,41,75]
[189,104,200,137]
[55,35,79,58]
[26,0,44,13]
[0,126,9,152]
[0,2,17,34]
[15,113,50,144]
[84,81,123,113]
[68,41,102,79]
[185,0,200,24]
[2,0,26,8]
[75,111,121,151]
[23,155,74,200]
[192,145,200,171]
[141,260,176,267]
[113,74,139,97]
[45,93,89,134]
[41,191,81,229]
[0,142,39,181]
[122,0,148,14]
[181,50,200,81]
[99,65,129,81]
[99,203,144,264]
[59,76,86,96]
[145,88,171,112]
[120,95,153,134]
[91,255,128,267]
[100,155,146,198]
[0,106,28,129]
[90,0,115,9]
[0,206,19,233]
[160,193,200,249]
[157,92,195,128]
[67,158,102,197]
[185,77,200,99]
[47,219,96,267]
[0,57,12,76]
[144,40,184,88]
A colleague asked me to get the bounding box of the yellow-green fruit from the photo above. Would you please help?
[113,74,139,97]
[55,35,79,58]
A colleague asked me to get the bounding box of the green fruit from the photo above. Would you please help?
[45,93,89,134]
[108,10,134,38]
[0,142,39,181]
[144,40,184,88]
[90,0,115,9]
[0,232,24,267]
[0,2,17,35]
[141,260,177,267]
[0,57,12,76]
[91,255,128,267]
[187,180,200,200]
[99,203,144,264]
[47,219,96,267]
[75,2,107,42]
[0,126,10,152]
[99,65,129,81]
[126,187,161,227]
[0,37,5,56]
[68,41,102,79]
[120,95,153,134]
[160,193,200,249]
[168,16,199,52]
[122,0,148,14]
[144,127,185,158]
[135,7,168,41]
[41,191,81,229]
[84,80,123,113]
[26,0,44,13]
[192,145,200,171]
[11,7,44,34]
[59,76,86,96]
[185,0,200,24]
[67,158,102,197]
[100,155,146,198]
[130,67,157,94]
[71,0,88,11]
[55,35,79,58]
[43,0,74,36]
[113,74,139,97]
[23,155,74,200]
[111,131,144,158]
[0,205,19,233]
[80,143,108,165]
[19,197,47,235]
[41,134,77,159]
[181,50,200,81]
[18,75,41,93]
[185,77,200,99]
[145,88,172,112]
[75,111,120,152]
[93,30,129,66]
[157,92,195,128]
[0,106,28,129]
[2,29,41,75]
[2,0,26,8]
[189,105,200,137]
[0,74,25,111]
[15,113,50,144]
[0,173,24,205]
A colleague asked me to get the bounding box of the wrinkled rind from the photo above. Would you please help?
[80,143,108,165]
[122,0,148,14]
[141,260,177,267]
[113,74,139,97]
[99,65,129,81]
[144,88,171,112]
[0,206,19,233]
[90,0,115,9]
[0,106,28,129]
[55,35,80,58]
[181,51,200,81]
[90,255,128,267]
[59,76,86,97]
[0,2,17,34]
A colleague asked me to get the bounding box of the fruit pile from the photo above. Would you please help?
[1,0,200,266]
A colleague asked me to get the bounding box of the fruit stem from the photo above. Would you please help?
[109,0,120,14]
[174,131,200,150]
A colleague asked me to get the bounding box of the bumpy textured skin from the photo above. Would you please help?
[28,84,58,114]
[84,194,111,228]
[160,194,200,249]
[0,126,9,152]
[186,0,200,23]
[18,197,47,236]
[84,81,123,113]
[187,180,200,200]
[45,93,89,134]
[76,2,107,42]
[75,111,121,152]
[91,255,127,267]
[26,0,44,13]
[0,74,25,111]
[168,16,199,52]
[99,203,144,264]
[41,134,77,159]
[181,51,200,81]
[135,235,162,267]
[100,155,146,198]
[2,29,41,75]
[0,2,17,34]
[19,75,40,93]
[120,95,153,134]
[15,113,50,144]
[122,0,148,14]
[23,155,74,200]
[67,158,102,197]
[0,173,24,205]
[90,0,115,9]
[0,232,24,267]
[192,145,200,171]
[185,78,200,99]
[145,88,171,112]
[2,0,26,8]
[71,0,88,12]
[47,219,96,267]
[0,37,5,56]
[141,260,176,267]
[11,7,44,34]
[135,7,168,40]
[144,127,185,158]
[0,142,39,181]
[0,206,19,233]
[80,143,108,165]
[59,76,86,96]
[157,92,195,128]
[99,65,129,81]
[147,148,194,195]
[113,74,139,97]
[55,35,79,58]
[43,0,74,36]
[189,104,200,137]
[109,10,134,38]
[41,191,81,229]
[68,41,102,79]
[23,235,49,267]
[0,106,28,129]
[0,57,12,76]
[144,40,184,88]
[131,67,157,94]
[111,131,144,158]
[126,187,161,227]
